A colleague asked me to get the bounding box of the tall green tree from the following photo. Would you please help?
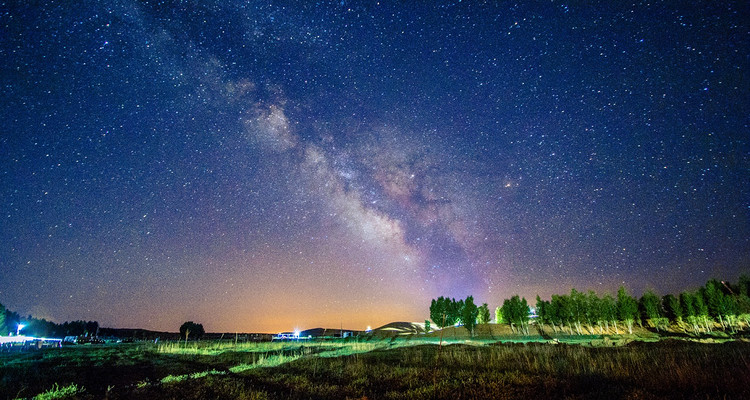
[587,291,603,334]
[703,280,724,327]
[738,275,750,297]
[455,299,465,325]
[680,291,700,334]
[446,298,461,326]
[601,294,618,333]
[431,296,480,329]
[693,290,711,332]
[736,275,750,326]
[501,295,530,334]
[551,294,570,333]
[0,303,7,336]
[640,289,665,331]
[535,295,550,330]
[569,289,586,335]
[663,294,682,323]
[704,279,739,330]
[461,296,479,336]
[477,303,491,324]
[617,286,638,334]
[495,306,503,324]
[430,297,448,328]
[546,296,561,332]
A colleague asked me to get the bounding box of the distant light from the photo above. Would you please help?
[17,323,26,335]
[365,326,372,332]
[293,330,300,338]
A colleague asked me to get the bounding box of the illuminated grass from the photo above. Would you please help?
[161,369,227,384]
[4,336,749,399]
[229,352,304,373]
[156,339,373,355]
[156,337,513,360]
[242,340,750,399]
[31,383,82,400]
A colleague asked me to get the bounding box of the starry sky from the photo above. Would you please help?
[1,1,748,333]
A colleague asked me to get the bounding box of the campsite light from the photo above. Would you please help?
[293,329,300,338]
[366,326,372,332]
[16,323,26,335]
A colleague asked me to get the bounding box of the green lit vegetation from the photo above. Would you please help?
[429,276,750,338]
[31,383,82,400]
[155,339,387,357]
[2,336,749,399]
[2,276,750,398]
[2,339,748,399]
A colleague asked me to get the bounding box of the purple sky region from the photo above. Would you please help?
[1,1,748,333]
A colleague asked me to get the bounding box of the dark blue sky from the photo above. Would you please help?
[1,1,748,332]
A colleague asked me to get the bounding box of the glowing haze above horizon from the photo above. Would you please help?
[1,1,748,333]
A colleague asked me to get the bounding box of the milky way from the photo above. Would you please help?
[1,1,747,332]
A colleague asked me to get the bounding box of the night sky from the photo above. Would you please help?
[1,1,748,333]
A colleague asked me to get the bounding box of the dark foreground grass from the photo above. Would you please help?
[3,340,749,399]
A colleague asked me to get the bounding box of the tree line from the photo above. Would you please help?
[1,302,207,341]
[0,302,99,338]
[428,296,490,336]
[430,276,750,335]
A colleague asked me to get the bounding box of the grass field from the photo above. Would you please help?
[1,334,749,399]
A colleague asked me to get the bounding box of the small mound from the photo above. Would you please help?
[423,323,527,339]
[371,322,426,337]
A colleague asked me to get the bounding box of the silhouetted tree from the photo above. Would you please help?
[27,318,56,337]
[85,321,99,336]
[179,321,205,341]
